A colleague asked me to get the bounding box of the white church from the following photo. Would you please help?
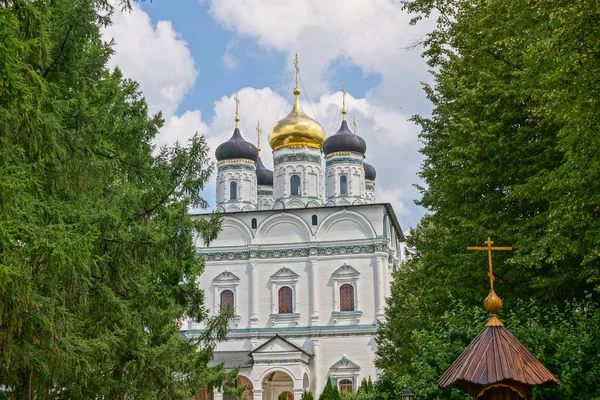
[182,59,404,400]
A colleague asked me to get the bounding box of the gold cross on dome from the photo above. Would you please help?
[341,83,347,120]
[467,237,512,291]
[256,121,262,153]
[234,91,240,128]
[294,53,299,88]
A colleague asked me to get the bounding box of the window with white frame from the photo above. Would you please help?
[329,357,360,391]
[269,267,300,324]
[331,263,361,322]
[212,271,241,326]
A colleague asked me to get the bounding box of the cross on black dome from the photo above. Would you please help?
[215,128,259,162]
[323,120,367,156]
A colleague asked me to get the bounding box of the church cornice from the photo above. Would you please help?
[180,323,378,340]
[199,242,388,262]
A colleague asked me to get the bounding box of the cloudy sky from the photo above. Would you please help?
[102,0,434,230]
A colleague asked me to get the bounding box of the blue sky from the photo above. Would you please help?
[103,0,435,230]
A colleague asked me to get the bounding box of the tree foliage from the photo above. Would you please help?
[302,390,315,400]
[378,0,600,398]
[0,0,224,398]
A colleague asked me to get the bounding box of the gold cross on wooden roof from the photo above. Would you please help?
[467,237,512,291]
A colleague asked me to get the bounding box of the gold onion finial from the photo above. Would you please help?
[341,83,347,120]
[467,237,513,326]
[267,53,326,151]
[234,91,240,128]
[256,121,262,154]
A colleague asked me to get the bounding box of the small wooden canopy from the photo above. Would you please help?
[438,324,561,389]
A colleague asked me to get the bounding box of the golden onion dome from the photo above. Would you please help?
[268,88,326,151]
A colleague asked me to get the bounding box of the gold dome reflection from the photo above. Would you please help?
[268,88,326,151]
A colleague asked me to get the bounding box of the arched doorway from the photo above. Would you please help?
[262,371,294,400]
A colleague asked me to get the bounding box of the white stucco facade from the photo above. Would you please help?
[185,205,403,400]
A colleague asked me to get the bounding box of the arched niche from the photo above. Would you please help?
[256,213,311,245]
[316,210,376,241]
[209,218,253,247]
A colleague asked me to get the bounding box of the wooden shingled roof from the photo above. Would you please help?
[438,324,561,388]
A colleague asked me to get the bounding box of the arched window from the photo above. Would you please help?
[290,175,301,196]
[230,181,237,200]
[340,284,355,311]
[312,214,318,226]
[220,290,234,313]
[338,379,353,393]
[278,286,293,313]
[251,218,257,229]
[340,175,348,196]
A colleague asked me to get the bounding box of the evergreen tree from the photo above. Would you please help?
[302,390,315,400]
[332,383,342,400]
[319,378,334,400]
[0,0,225,398]
[366,377,374,394]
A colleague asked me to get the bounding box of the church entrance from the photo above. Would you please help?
[262,371,294,400]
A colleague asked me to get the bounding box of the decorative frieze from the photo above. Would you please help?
[257,189,273,196]
[365,183,375,191]
[218,164,256,172]
[325,158,363,167]
[274,153,321,166]
[200,243,387,262]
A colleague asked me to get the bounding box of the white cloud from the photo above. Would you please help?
[102,3,198,117]
[158,110,210,149]
[221,40,240,70]
[206,0,434,114]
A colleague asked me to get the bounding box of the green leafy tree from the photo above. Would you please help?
[378,0,600,398]
[0,0,225,398]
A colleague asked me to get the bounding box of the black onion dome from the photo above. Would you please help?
[322,120,367,156]
[364,162,376,181]
[256,156,273,186]
[215,128,259,162]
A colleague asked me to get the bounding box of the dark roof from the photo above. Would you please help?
[323,120,366,156]
[438,325,561,388]
[215,127,259,162]
[249,334,311,356]
[191,202,405,241]
[256,156,273,186]
[364,162,376,181]
[209,351,254,368]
